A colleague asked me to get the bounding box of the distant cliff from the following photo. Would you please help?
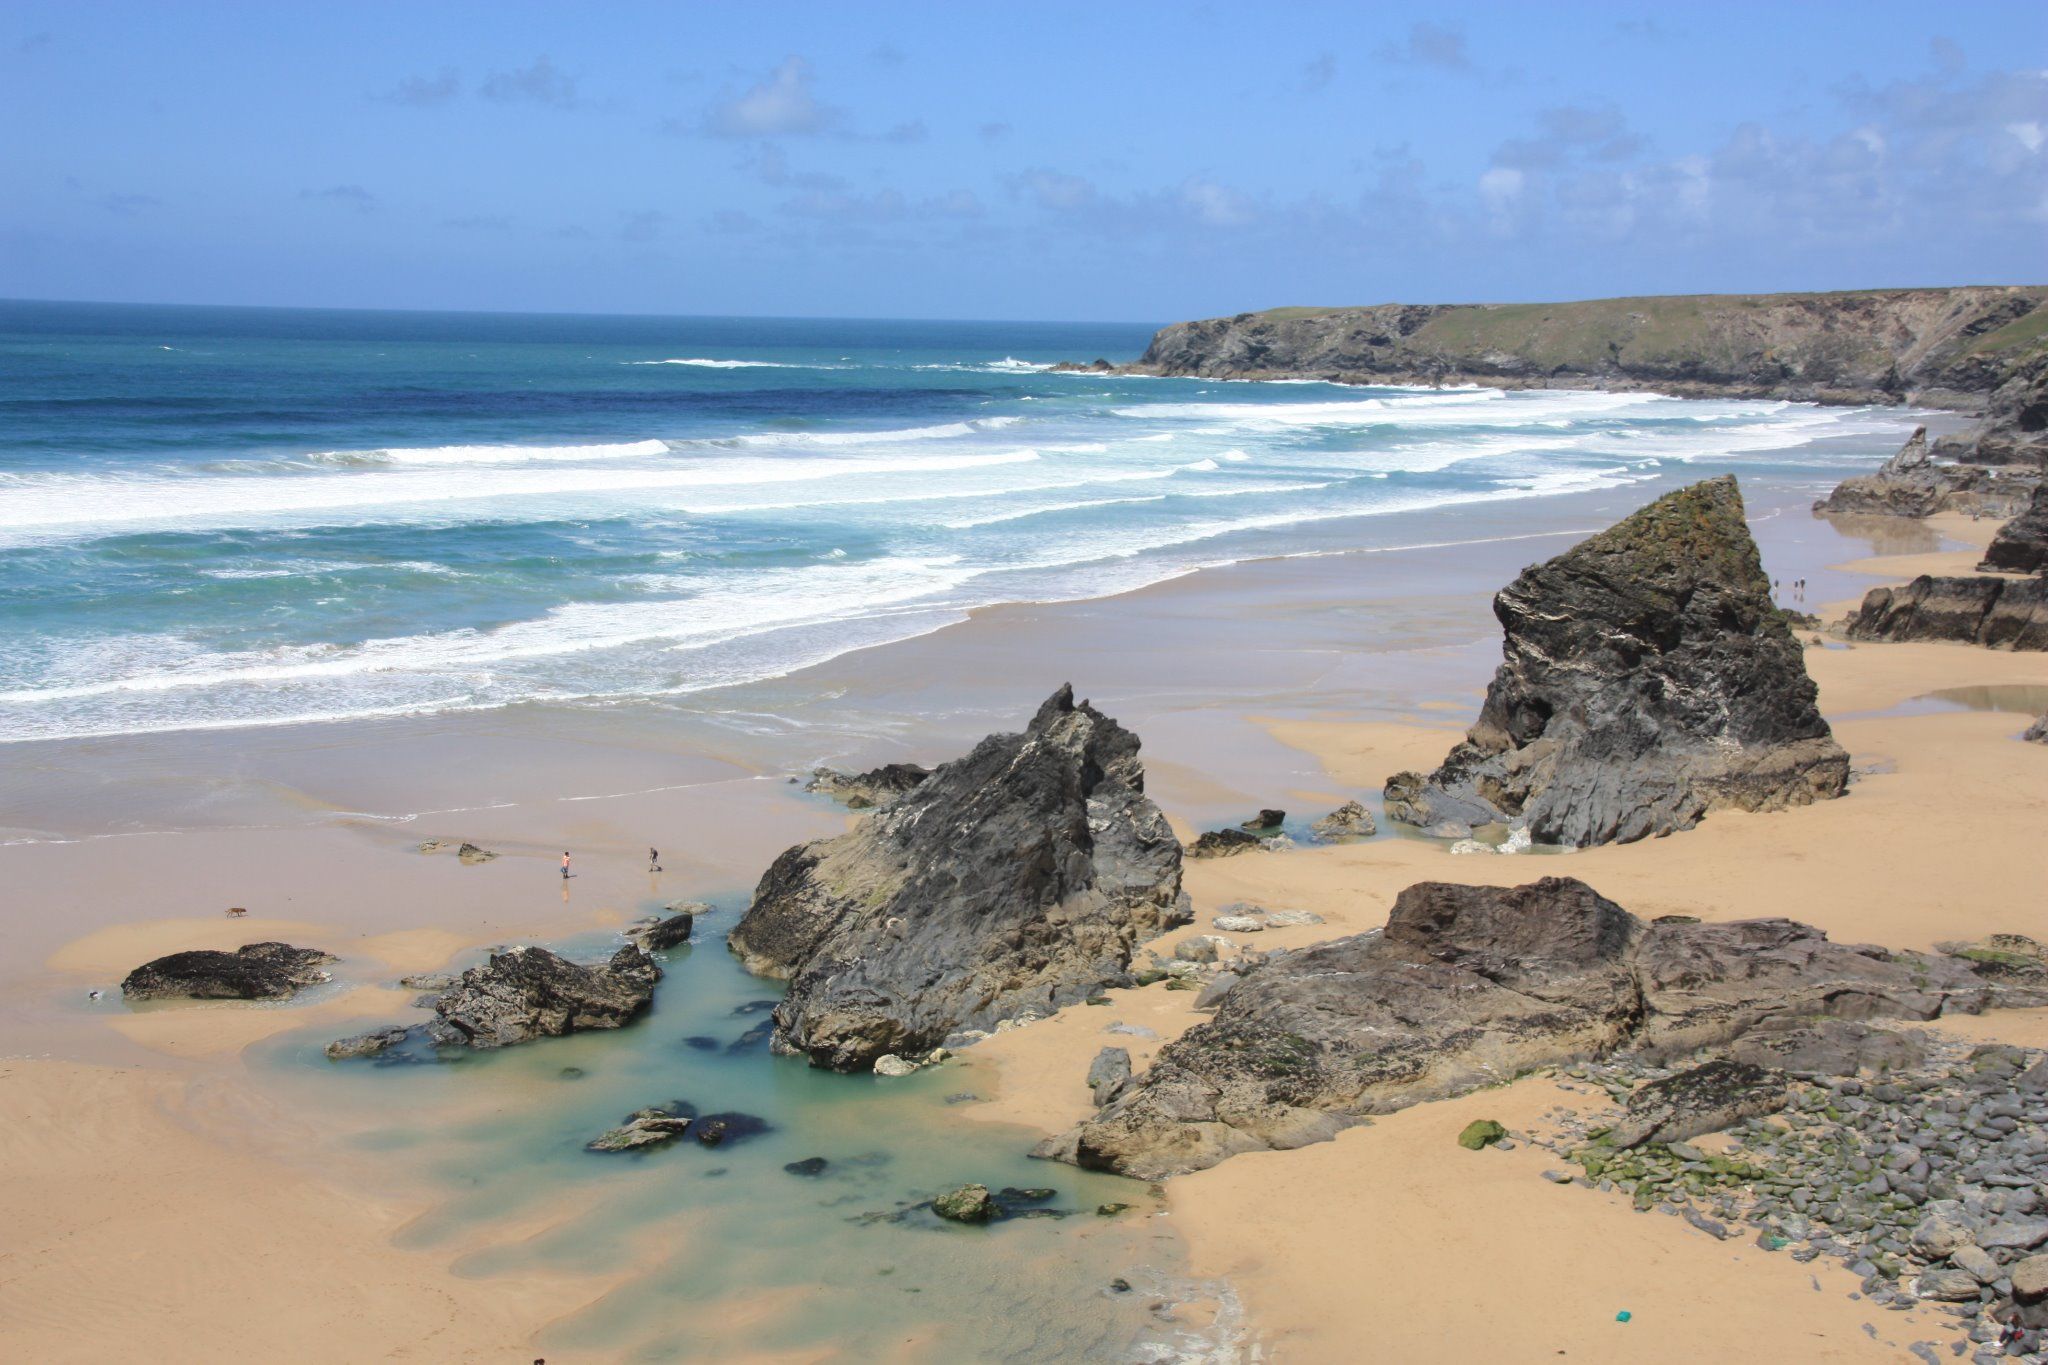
[1102,287,2048,414]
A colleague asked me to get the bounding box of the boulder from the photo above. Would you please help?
[1087,1046,1133,1106]
[932,1183,996,1223]
[1605,1060,1789,1148]
[1458,1119,1507,1150]
[1186,827,1262,858]
[455,842,496,865]
[324,1025,410,1060]
[1240,809,1285,832]
[804,763,932,808]
[1309,800,1376,840]
[420,945,660,1049]
[121,942,336,1001]
[728,686,1185,1071]
[1211,915,1265,934]
[1979,484,2048,575]
[1384,477,1849,846]
[626,909,696,952]
[1725,1016,1928,1077]
[1047,876,2011,1178]
[1911,1204,1979,1260]
[2026,714,2048,744]
[1839,574,2048,649]
[587,1105,694,1153]
[2012,1254,2048,1329]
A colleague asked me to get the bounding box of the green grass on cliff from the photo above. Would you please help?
[1965,305,2048,356]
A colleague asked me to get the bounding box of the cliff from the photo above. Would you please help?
[1114,287,2048,412]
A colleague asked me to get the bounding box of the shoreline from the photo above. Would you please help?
[5,471,2043,1362]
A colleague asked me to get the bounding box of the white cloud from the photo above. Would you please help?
[704,56,837,138]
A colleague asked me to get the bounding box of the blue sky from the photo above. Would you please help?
[3,2,2044,321]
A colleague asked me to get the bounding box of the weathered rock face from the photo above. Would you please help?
[1605,1060,1788,1148]
[1813,427,2042,519]
[804,763,932,809]
[1383,477,1848,846]
[1838,574,2048,650]
[424,945,661,1049]
[728,685,1186,1071]
[1981,485,2048,575]
[1049,877,2008,1179]
[122,942,335,1001]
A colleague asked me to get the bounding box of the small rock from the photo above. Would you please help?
[1211,915,1266,934]
[1240,809,1285,832]
[933,1184,996,1223]
[1087,1047,1133,1106]
[1186,828,1261,859]
[1458,1119,1508,1151]
[1096,1202,1132,1217]
[1174,935,1232,964]
[324,1025,410,1060]
[784,1157,830,1177]
[1309,800,1376,841]
[1542,1169,1574,1184]
[2012,1254,2048,1328]
[455,842,496,864]
[873,1054,922,1078]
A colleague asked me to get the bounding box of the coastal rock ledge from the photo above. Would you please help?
[728,684,1186,1071]
[1384,475,1848,846]
[1045,877,2024,1180]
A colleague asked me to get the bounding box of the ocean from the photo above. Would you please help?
[0,299,1917,746]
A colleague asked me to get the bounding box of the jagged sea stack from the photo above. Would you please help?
[1384,476,1849,846]
[728,685,1186,1071]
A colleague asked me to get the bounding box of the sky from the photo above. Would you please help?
[3,2,2045,323]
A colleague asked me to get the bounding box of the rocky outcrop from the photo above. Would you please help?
[1605,1060,1788,1148]
[1047,876,2011,1179]
[1185,827,1262,858]
[625,908,697,952]
[1838,575,2048,650]
[1309,800,1375,840]
[1981,485,2048,574]
[425,946,660,1048]
[1813,427,2042,519]
[728,685,1186,1072]
[804,763,932,809]
[122,942,335,1001]
[1383,477,1848,846]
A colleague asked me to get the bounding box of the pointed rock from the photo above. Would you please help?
[728,685,1185,1071]
[1384,476,1848,846]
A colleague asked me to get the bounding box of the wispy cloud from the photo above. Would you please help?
[480,56,581,109]
[1379,21,1471,71]
[299,184,378,212]
[379,68,461,107]
[1300,52,1337,92]
[702,56,839,137]
[619,209,668,242]
[978,121,1012,142]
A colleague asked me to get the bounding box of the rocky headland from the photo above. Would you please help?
[1383,475,1848,846]
[1061,287,2048,522]
[727,684,1188,1071]
[1041,876,2035,1180]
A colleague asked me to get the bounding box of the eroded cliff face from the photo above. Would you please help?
[1125,288,2048,410]
[728,685,1187,1071]
[1383,476,1848,847]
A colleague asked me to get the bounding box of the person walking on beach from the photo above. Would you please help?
[648,846,661,873]
[561,851,572,880]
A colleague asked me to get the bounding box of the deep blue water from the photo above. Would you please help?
[0,299,1915,744]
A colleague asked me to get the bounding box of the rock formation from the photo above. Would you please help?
[625,907,698,952]
[727,685,1186,1071]
[1383,477,1848,846]
[2027,715,2048,744]
[1185,827,1262,858]
[1813,427,2040,519]
[327,945,661,1057]
[1980,485,2048,575]
[804,763,932,808]
[1045,876,2018,1179]
[122,942,335,1001]
[1838,575,2048,650]
[1309,800,1375,840]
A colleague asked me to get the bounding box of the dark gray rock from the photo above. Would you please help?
[2025,715,2048,744]
[1980,486,2048,575]
[1816,429,2042,520]
[121,942,336,1001]
[1050,877,2011,1178]
[420,945,661,1049]
[1309,800,1375,840]
[1384,477,1849,847]
[728,685,1185,1072]
[1240,809,1285,832]
[1186,827,1262,858]
[804,763,932,809]
[1839,574,2048,650]
[1087,1046,1133,1106]
[626,909,697,952]
[1607,1061,1789,1148]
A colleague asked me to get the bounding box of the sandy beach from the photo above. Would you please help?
[4,482,2044,1362]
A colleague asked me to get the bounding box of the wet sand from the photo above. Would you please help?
[4,477,2043,1362]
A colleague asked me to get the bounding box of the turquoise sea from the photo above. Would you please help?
[0,299,1920,746]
